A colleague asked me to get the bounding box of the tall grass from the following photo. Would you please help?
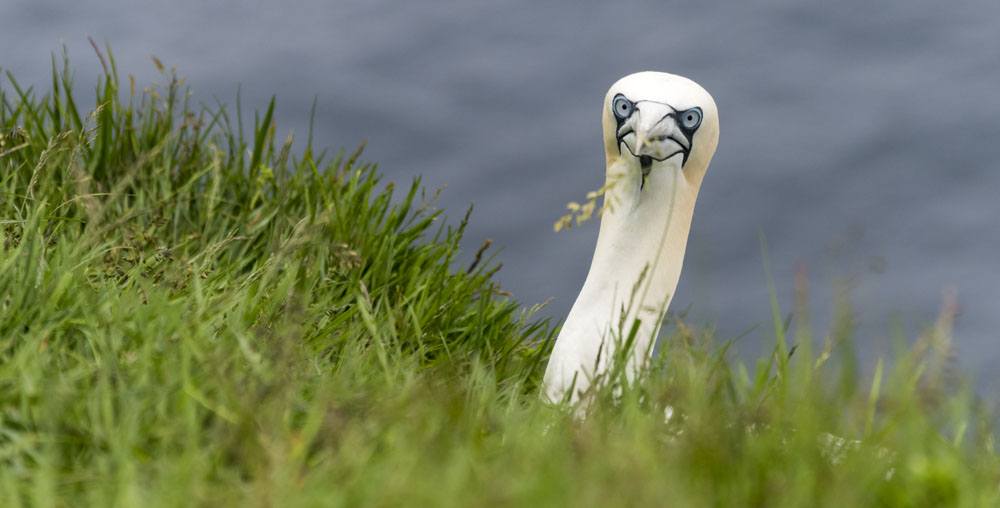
[0,49,997,507]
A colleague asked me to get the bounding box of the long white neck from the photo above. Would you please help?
[543,158,699,403]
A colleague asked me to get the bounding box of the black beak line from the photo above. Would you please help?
[639,156,653,190]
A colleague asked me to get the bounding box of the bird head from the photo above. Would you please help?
[602,72,719,188]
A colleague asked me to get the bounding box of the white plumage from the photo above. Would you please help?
[543,72,720,403]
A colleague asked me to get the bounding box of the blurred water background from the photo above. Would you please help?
[3,1,998,386]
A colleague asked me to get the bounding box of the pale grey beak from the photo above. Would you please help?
[632,104,688,162]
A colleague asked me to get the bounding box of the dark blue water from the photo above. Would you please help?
[4,1,999,386]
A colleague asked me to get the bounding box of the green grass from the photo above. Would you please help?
[0,50,998,507]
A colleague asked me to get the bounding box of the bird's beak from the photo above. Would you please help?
[633,132,648,156]
[625,103,690,165]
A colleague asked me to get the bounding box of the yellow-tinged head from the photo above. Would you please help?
[601,71,719,189]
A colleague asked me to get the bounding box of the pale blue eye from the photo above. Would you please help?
[680,108,702,130]
[612,95,634,120]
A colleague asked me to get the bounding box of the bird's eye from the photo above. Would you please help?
[612,94,634,120]
[680,108,702,130]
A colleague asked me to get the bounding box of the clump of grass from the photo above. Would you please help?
[0,49,997,506]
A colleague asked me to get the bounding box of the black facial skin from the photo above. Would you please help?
[611,92,703,173]
[612,93,636,151]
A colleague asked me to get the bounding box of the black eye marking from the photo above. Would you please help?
[675,107,703,166]
[679,107,702,133]
[612,94,636,155]
[612,93,634,121]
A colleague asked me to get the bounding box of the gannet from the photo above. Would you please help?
[543,71,720,403]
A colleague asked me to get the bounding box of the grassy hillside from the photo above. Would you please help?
[1,52,997,507]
